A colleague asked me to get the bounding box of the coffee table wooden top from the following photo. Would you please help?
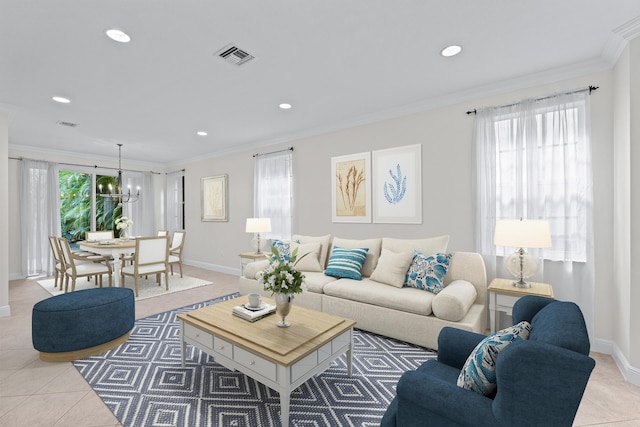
[177,296,357,366]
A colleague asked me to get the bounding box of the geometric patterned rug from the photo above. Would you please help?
[73,293,437,427]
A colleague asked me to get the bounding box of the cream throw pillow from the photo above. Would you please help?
[370,249,414,288]
[290,242,323,272]
[432,280,477,321]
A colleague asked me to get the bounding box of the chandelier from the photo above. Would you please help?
[98,144,140,204]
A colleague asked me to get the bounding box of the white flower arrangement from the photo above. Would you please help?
[259,246,307,295]
[115,216,133,230]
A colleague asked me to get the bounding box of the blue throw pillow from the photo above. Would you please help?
[271,240,291,261]
[324,246,369,280]
[457,321,532,395]
[405,252,452,294]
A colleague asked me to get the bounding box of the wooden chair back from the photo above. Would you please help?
[86,230,114,241]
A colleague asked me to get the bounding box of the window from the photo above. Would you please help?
[475,91,592,262]
[254,150,293,240]
[166,170,185,233]
[59,170,121,243]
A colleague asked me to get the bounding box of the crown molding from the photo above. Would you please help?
[613,16,640,41]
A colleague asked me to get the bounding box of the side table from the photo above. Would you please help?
[238,252,266,275]
[488,278,554,333]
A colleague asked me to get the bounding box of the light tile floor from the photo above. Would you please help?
[1,265,639,426]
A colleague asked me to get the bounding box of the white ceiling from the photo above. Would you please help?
[1,1,639,166]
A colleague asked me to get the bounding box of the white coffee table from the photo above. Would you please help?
[177,296,357,426]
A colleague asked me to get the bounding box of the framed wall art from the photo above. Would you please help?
[331,152,371,223]
[201,174,228,221]
[372,144,422,224]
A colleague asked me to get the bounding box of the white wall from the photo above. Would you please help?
[0,113,9,317]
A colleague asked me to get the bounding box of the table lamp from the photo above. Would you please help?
[494,219,552,288]
[245,218,272,254]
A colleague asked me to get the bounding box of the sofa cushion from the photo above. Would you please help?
[382,235,450,256]
[293,234,332,269]
[290,242,323,272]
[405,252,452,294]
[301,271,339,293]
[325,246,369,280]
[370,249,414,288]
[332,237,382,277]
[271,239,292,260]
[323,278,435,316]
[432,280,477,321]
[457,320,532,395]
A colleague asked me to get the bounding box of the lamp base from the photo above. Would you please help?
[512,279,531,288]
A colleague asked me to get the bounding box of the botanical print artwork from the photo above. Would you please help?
[336,159,366,216]
[373,144,422,224]
[384,164,407,204]
[331,152,372,223]
[201,174,228,221]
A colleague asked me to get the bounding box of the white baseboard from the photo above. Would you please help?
[9,273,24,281]
[0,305,11,318]
[592,337,640,387]
[183,259,240,277]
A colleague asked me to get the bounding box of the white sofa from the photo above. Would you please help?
[239,234,487,350]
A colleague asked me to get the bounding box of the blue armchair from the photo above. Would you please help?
[381,295,595,427]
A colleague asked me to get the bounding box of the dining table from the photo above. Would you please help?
[78,238,136,287]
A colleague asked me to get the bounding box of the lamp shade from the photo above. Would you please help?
[245,218,272,233]
[494,219,552,249]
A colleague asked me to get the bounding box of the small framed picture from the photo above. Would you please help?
[201,174,228,221]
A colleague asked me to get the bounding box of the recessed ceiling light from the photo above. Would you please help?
[441,45,462,57]
[106,29,131,43]
[279,103,292,110]
[197,131,208,136]
[52,96,71,103]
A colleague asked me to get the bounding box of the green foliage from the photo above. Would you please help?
[59,172,120,242]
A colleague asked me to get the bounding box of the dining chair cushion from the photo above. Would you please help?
[122,263,167,276]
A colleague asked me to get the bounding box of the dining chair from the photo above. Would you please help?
[75,230,115,261]
[157,230,169,237]
[58,237,113,292]
[121,236,170,297]
[168,231,186,277]
[48,236,66,289]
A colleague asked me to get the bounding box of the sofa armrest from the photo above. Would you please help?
[395,369,497,426]
[493,340,595,426]
[243,259,270,279]
[436,327,486,369]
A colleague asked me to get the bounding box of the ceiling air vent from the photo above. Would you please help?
[217,44,255,66]
[56,120,78,127]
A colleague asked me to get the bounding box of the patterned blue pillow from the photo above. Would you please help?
[457,321,532,395]
[405,252,452,294]
[271,240,291,261]
[324,246,369,280]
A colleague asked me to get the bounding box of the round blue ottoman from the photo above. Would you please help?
[32,287,135,362]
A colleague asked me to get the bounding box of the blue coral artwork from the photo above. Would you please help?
[372,144,422,224]
[383,163,407,204]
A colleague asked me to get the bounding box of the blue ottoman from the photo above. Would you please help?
[32,287,135,362]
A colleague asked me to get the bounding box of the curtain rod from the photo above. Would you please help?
[252,146,293,158]
[465,85,599,115]
[8,156,161,175]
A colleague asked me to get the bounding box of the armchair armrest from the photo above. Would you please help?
[437,327,486,369]
[395,369,498,427]
[492,340,595,426]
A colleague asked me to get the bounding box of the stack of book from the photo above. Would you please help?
[232,302,276,322]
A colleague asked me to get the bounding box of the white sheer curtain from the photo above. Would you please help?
[121,171,156,237]
[254,150,293,240]
[166,170,184,234]
[473,90,594,334]
[20,159,61,276]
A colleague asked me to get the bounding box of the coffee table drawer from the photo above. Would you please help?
[235,346,277,381]
[184,323,213,348]
[213,336,233,359]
